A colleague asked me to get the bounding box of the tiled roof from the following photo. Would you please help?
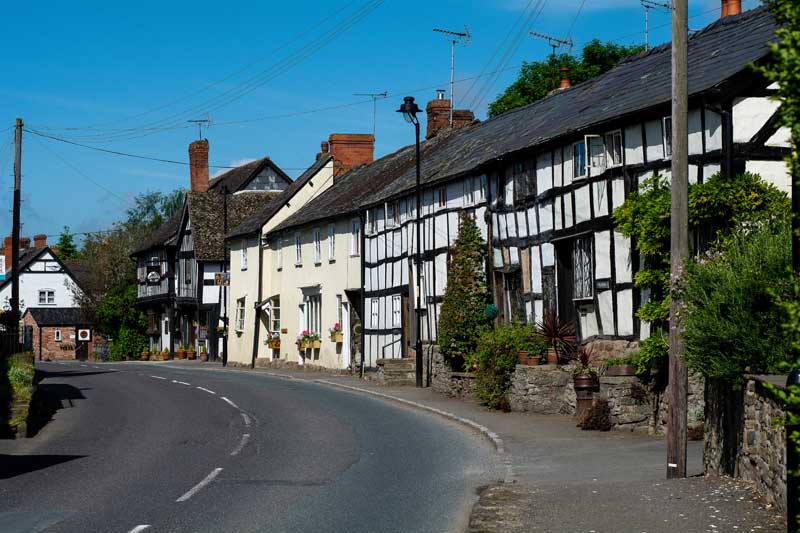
[24,307,90,327]
[362,7,777,206]
[208,157,292,192]
[130,212,182,256]
[227,155,333,239]
[188,191,280,261]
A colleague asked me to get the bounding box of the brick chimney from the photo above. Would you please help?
[329,134,374,177]
[316,141,330,162]
[3,236,10,272]
[560,67,571,89]
[426,91,475,140]
[34,234,47,249]
[188,139,210,192]
[20,237,30,250]
[721,0,741,17]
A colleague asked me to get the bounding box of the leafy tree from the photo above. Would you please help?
[437,212,490,369]
[55,226,79,260]
[488,40,644,117]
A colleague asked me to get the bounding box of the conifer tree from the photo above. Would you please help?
[437,212,489,368]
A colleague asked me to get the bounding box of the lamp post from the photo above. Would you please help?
[397,96,424,388]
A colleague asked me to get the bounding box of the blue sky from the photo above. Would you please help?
[0,0,758,241]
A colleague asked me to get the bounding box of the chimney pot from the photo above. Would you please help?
[33,234,47,249]
[436,89,446,100]
[328,134,374,177]
[721,0,741,17]
[321,141,329,153]
[188,139,210,193]
[559,67,571,90]
[20,237,30,250]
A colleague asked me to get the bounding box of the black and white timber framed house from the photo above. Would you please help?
[132,139,291,358]
[359,7,790,366]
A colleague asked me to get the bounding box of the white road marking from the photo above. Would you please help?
[150,375,167,380]
[172,380,191,386]
[241,412,251,427]
[176,468,223,502]
[230,433,250,456]
[128,526,151,533]
[220,396,239,409]
[80,364,87,367]
[196,386,216,395]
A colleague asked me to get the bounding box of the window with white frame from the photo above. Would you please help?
[305,293,322,334]
[294,232,302,265]
[573,235,594,300]
[54,329,62,342]
[463,177,475,206]
[236,297,246,331]
[391,295,402,328]
[366,209,376,235]
[313,228,321,264]
[328,223,335,260]
[269,296,280,334]
[240,246,248,270]
[663,116,673,158]
[350,218,361,256]
[38,290,55,305]
[386,202,395,228]
[276,238,283,270]
[336,294,343,327]
[370,298,379,328]
[605,130,623,167]
[587,136,606,176]
[437,187,446,208]
[573,141,587,179]
[478,175,486,201]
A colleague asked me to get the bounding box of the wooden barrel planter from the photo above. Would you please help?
[574,373,599,419]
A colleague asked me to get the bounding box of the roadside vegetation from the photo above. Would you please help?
[0,352,35,437]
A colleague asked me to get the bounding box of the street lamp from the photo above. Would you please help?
[397,96,424,388]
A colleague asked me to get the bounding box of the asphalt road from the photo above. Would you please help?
[0,361,500,533]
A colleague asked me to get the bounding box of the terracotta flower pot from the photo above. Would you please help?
[162,352,170,361]
[187,350,196,360]
[177,350,186,360]
[546,347,559,365]
[528,355,541,366]
[200,352,208,362]
[517,350,529,365]
[140,351,149,361]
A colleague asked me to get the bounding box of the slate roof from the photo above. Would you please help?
[208,157,292,192]
[361,7,777,206]
[188,191,281,261]
[24,307,90,327]
[130,211,182,256]
[227,154,334,239]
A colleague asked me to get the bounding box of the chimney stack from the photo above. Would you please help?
[720,0,741,18]
[34,234,47,249]
[3,236,11,273]
[426,92,476,140]
[188,139,210,192]
[317,141,330,161]
[329,134,374,177]
[559,67,572,90]
[20,237,30,250]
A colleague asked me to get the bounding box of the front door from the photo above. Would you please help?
[75,341,88,361]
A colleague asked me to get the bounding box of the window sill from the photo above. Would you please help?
[349,253,360,258]
[573,297,594,304]
[314,262,322,266]
[277,267,282,272]
[328,258,336,264]
[294,263,303,268]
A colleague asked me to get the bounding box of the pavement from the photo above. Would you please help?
[155,360,786,533]
[0,360,499,532]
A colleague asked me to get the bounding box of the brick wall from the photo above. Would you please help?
[329,133,374,177]
[23,313,95,360]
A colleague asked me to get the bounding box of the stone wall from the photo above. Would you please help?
[431,346,475,399]
[705,375,786,515]
[508,365,575,415]
[584,338,639,362]
[598,376,653,433]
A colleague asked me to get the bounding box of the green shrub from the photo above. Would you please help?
[108,325,147,361]
[438,213,490,370]
[470,323,542,410]
[681,219,791,383]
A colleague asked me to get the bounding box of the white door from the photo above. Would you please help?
[341,302,350,369]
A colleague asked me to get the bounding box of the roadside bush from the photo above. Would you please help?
[108,325,147,361]
[471,323,543,410]
[680,218,791,383]
[438,213,490,370]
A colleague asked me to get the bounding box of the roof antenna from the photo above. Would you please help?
[188,116,211,140]
[640,0,674,51]
[433,27,471,127]
[352,91,388,136]
[529,32,574,90]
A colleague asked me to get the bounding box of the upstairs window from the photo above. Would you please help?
[663,116,673,158]
[463,177,476,206]
[276,238,283,270]
[366,209,376,235]
[304,293,322,335]
[573,142,586,179]
[294,232,302,265]
[270,296,281,334]
[437,187,446,209]
[328,223,336,260]
[587,136,607,176]
[236,298,246,332]
[605,130,623,167]
[240,246,248,271]
[386,202,396,228]
[573,235,594,300]
[350,218,361,256]
[38,289,55,305]
[313,228,322,264]
[183,259,192,285]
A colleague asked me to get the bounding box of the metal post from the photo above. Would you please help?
[222,185,229,366]
[11,119,22,352]
[645,6,649,51]
[449,39,455,127]
[414,120,423,388]
[667,0,688,480]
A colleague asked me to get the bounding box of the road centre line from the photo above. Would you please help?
[150,375,167,380]
[230,434,250,456]
[241,412,251,427]
[172,380,191,386]
[220,396,239,409]
[128,526,151,533]
[196,386,216,395]
[176,468,223,502]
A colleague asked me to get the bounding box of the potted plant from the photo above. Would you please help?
[177,343,186,360]
[536,307,577,365]
[310,332,321,350]
[200,345,208,362]
[266,331,281,350]
[604,354,638,376]
[571,346,599,419]
[140,349,150,361]
[162,347,170,361]
[298,330,311,350]
[187,344,196,360]
[329,323,344,343]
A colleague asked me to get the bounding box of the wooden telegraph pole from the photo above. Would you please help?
[11,118,22,351]
[667,0,689,479]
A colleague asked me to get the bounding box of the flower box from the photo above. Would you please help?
[268,339,281,349]
[311,340,321,349]
[330,331,344,343]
